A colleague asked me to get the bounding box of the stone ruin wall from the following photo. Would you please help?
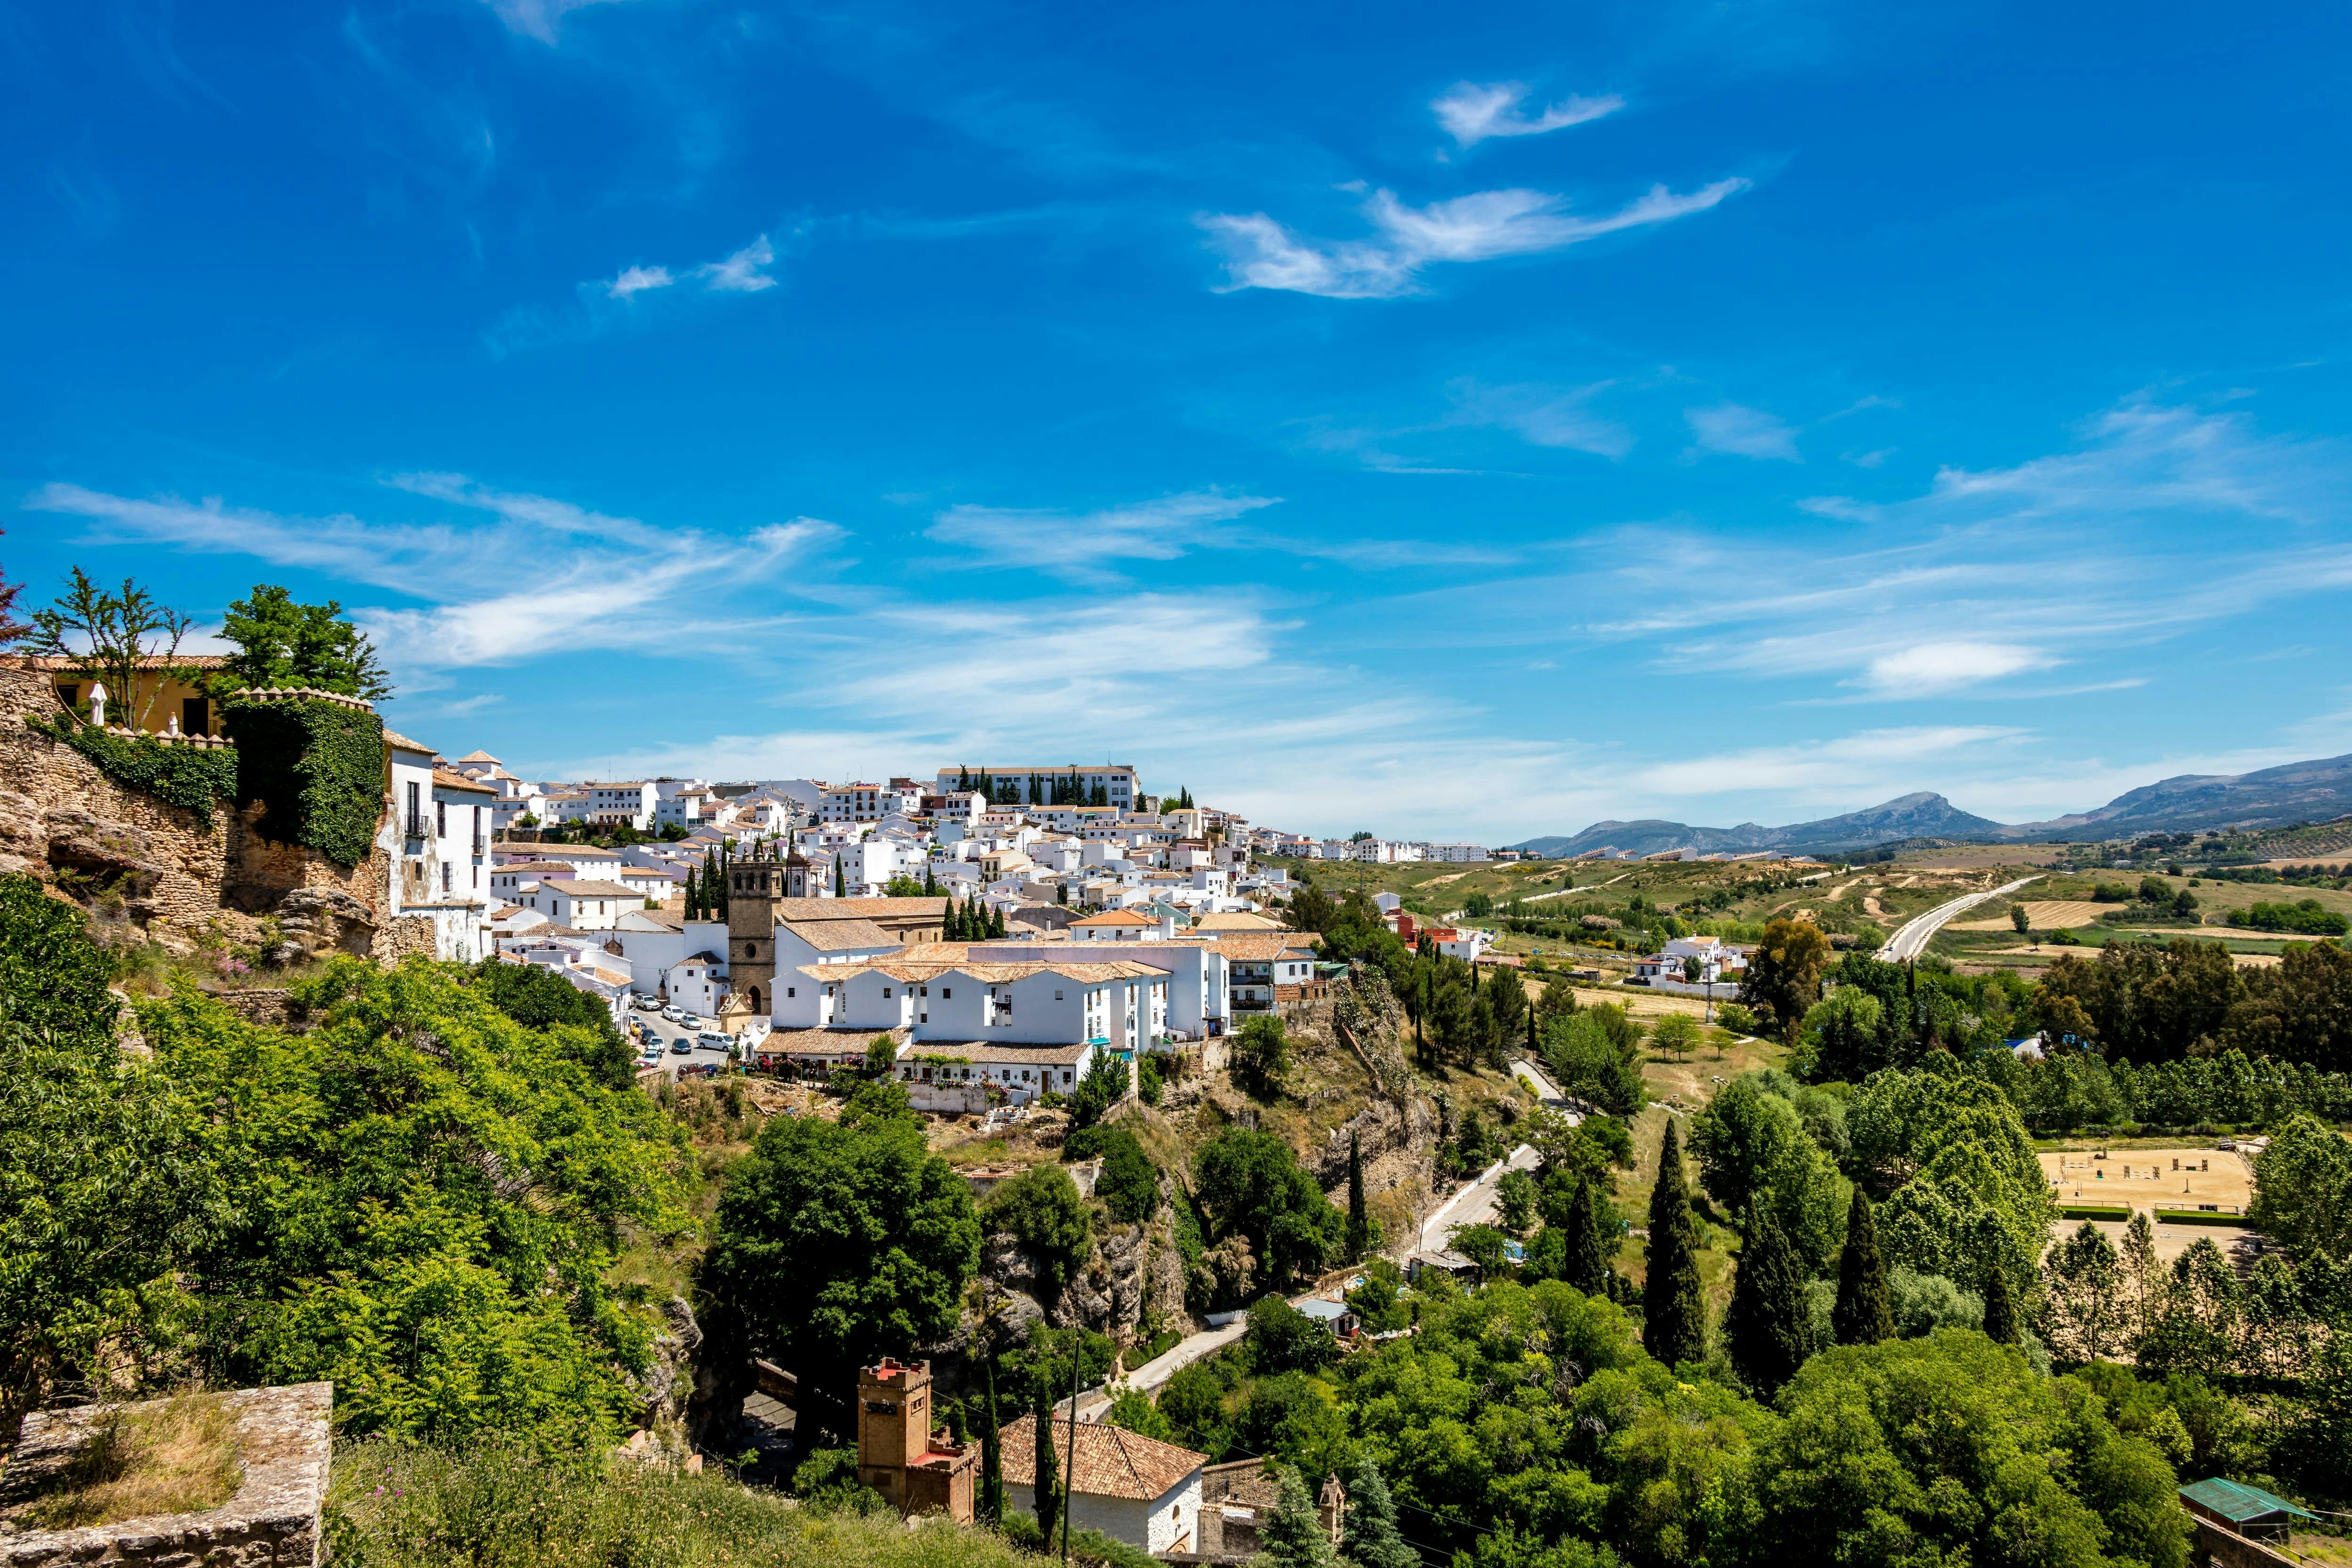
[0,663,396,964]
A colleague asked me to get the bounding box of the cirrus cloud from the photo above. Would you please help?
[1432,81,1624,147]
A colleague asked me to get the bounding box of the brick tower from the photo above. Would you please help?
[725,843,787,1019]
[857,1358,977,1522]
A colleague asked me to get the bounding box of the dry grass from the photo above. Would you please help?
[8,1393,243,1532]
[1951,899,2118,931]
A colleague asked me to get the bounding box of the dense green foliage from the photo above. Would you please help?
[1539,1004,1645,1114]
[1688,1076,1849,1269]
[983,1163,1092,1302]
[2247,1113,2352,1259]
[327,1439,1045,1568]
[26,713,240,825]
[1848,1062,2053,1294]
[1830,1190,1892,1346]
[470,959,633,1088]
[2241,900,2351,936]
[1643,1118,1704,1368]
[1192,1127,1342,1297]
[1723,1209,1809,1395]
[1065,1124,1160,1225]
[706,1083,982,1429]
[214,584,393,699]
[1232,1014,1290,1097]
[224,695,389,868]
[0,880,692,1447]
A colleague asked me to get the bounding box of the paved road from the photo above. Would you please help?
[1876,874,2041,962]
[1418,1142,1544,1254]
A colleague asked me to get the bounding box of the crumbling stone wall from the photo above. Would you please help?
[0,1382,332,1568]
[0,664,394,964]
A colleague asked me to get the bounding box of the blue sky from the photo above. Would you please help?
[7,0,2351,842]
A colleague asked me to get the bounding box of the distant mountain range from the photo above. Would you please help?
[1512,753,2352,859]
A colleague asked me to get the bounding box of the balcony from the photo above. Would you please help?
[472,834,488,855]
[403,814,430,841]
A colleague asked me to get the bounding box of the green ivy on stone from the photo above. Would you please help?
[26,714,241,827]
[223,698,387,868]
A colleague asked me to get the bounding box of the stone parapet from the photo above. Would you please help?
[0,1382,332,1568]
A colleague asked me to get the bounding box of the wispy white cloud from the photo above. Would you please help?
[1447,379,1633,458]
[605,264,673,299]
[1635,724,2028,799]
[1854,640,2052,696]
[694,235,777,293]
[1432,81,1624,147]
[1686,401,1801,460]
[927,490,1279,582]
[481,0,637,45]
[1200,178,1746,299]
[26,478,835,677]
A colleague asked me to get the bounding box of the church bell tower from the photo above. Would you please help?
[726,842,788,1018]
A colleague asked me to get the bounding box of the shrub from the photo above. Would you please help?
[222,697,386,868]
[1232,1015,1289,1098]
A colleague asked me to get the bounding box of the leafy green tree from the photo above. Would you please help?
[2248,1112,2352,1260]
[1076,1126,1160,1224]
[1067,1051,1128,1130]
[469,958,633,1087]
[1648,1012,1701,1062]
[1688,1074,1849,1270]
[1739,917,1832,1038]
[707,1088,981,1433]
[1540,1005,1645,1114]
[1800,987,1887,1082]
[1233,1013,1291,1098]
[2040,1221,2124,1363]
[215,584,393,698]
[1850,1063,2053,1294]
[1104,1388,1173,1441]
[1832,1189,1893,1346]
[1248,1295,1338,1374]
[2013,902,2032,934]
[1496,1168,1538,1236]
[26,568,199,730]
[1263,1464,1340,1568]
[1751,1332,2190,1568]
[1724,1207,1812,1396]
[1643,1118,1705,1368]
[983,1163,1093,1303]
[1194,1128,1342,1288]
[1341,1459,1419,1568]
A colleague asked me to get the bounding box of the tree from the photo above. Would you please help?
[1103,1388,1173,1441]
[2039,1221,2123,1363]
[864,1033,898,1076]
[1649,1013,1701,1062]
[834,856,848,897]
[2247,1112,2352,1260]
[1344,1133,1373,1260]
[469,957,633,1088]
[1032,1378,1061,1544]
[1563,1175,1614,1297]
[1247,1296,1338,1375]
[983,1163,1092,1303]
[1724,1207,1812,1397]
[1850,1064,2053,1293]
[1341,1460,1419,1568]
[28,568,197,730]
[1262,1464,1339,1568]
[1739,918,1832,1039]
[1832,1189,1893,1346]
[1801,987,1887,1082]
[1541,1005,1646,1114]
[1194,1128,1342,1288]
[1982,1259,2019,1346]
[1495,1168,1539,1236]
[1067,1052,1128,1130]
[1644,1118,1705,1369]
[707,1091,982,1434]
[215,584,393,699]
[1688,1074,1849,1270]
[1234,1013,1290,1098]
[2012,902,2032,934]
[1078,1126,1160,1224]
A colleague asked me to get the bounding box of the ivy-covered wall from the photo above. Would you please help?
[26,715,241,826]
[224,698,387,868]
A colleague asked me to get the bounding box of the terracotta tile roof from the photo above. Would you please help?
[382,729,435,755]
[763,1025,909,1056]
[779,916,903,952]
[998,1415,1204,1500]
[771,897,949,921]
[1192,912,1280,931]
[541,879,639,898]
[1180,933,1320,961]
[454,749,501,763]
[432,768,497,795]
[900,1039,1095,1067]
[493,860,576,876]
[1073,908,1156,926]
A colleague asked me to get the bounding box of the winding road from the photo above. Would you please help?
[1875,874,2041,962]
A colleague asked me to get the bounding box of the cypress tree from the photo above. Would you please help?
[684,864,699,919]
[923,862,938,895]
[958,765,970,790]
[834,855,847,898]
[1724,1206,1811,1396]
[1345,1133,1370,1259]
[1261,1465,1337,1568]
[1832,1188,1893,1345]
[1644,1118,1705,1369]
[980,1353,1003,1524]
[1565,1174,1612,1297]
[1031,1379,1060,1542]
[989,901,1006,939]
[1341,1460,1417,1568]
[1983,1262,2020,1346]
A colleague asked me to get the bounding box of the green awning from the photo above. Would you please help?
[2179,1477,2316,1524]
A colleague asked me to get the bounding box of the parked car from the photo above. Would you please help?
[634,995,661,1010]
[695,1032,731,1051]
[669,1040,692,1055]
[661,1006,684,1022]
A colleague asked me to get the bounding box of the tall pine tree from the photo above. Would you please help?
[1344,1133,1370,1259]
[1644,1118,1706,1369]
[1832,1188,1893,1345]
[684,864,700,919]
[1724,1206,1811,1396]
[1261,1465,1337,1568]
[1983,1262,2020,1346]
[1341,1460,1418,1568]
[1565,1174,1613,1297]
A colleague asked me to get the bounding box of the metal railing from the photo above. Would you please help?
[472,834,488,855]
[403,814,430,840]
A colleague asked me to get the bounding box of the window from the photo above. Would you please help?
[942,987,951,999]
[1055,990,1064,1002]
[437,801,447,836]
[883,987,892,998]
[787,987,795,998]
[441,864,451,893]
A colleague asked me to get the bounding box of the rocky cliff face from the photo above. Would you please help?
[0,664,391,963]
